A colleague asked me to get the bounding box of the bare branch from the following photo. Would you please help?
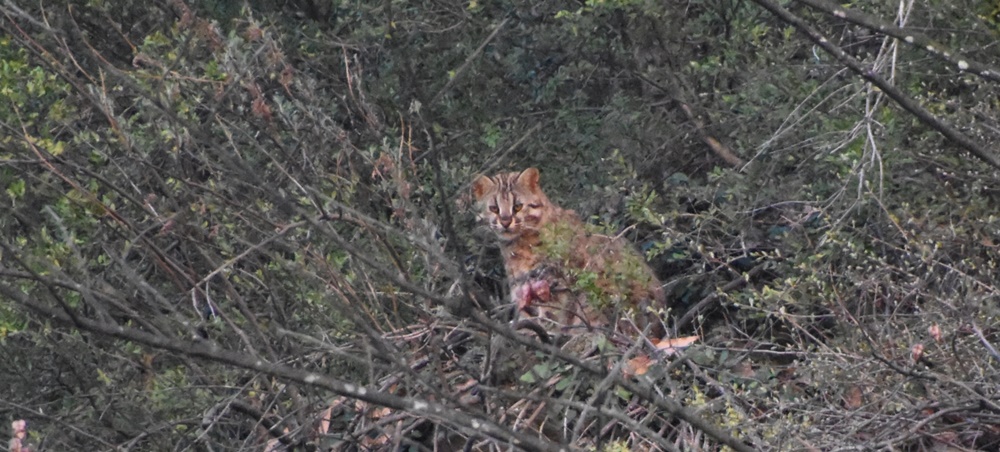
[0,281,567,452]
[750,0,1000,171]
[796,0,1000,83]
[428,18,510,108]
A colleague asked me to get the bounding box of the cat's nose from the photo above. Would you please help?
[499,215,512,228]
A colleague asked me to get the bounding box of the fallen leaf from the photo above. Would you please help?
[655,335,699,356]
[317,405,333,435]
[732,360,754,378]
[369,406,392,419]
[777,367,797,382]
[928,324,942,342]
[361,433,390,449]
[843,385,863,410]
[911,343,924,363]
[624,355,652,377]
[264,428,291,452]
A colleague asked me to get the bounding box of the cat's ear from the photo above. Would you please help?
[518,167,541,192]
[472,175,494,200]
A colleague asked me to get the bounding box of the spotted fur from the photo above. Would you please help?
[473,168,668,341]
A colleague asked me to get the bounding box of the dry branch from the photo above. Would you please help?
[428,18,510,108]
[636,72,745,168]
[750,0,1000,171]
[796,0,1000,83]
[0,281,564,452]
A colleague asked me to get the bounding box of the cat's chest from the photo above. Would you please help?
[501,240,545,278]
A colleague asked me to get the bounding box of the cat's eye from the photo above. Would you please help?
[513,203,523,213]
[489,205,499,213]
[529,203,542,208]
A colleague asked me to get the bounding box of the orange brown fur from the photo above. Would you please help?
[472,168,667,341]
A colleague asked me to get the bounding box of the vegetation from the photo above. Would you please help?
[1,0,999,450]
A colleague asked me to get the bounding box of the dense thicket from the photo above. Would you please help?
[2,0,1000,450]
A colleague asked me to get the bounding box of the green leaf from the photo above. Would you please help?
[6,178,25,199]
[614,386,631,400]
[520,363,553,384]
[554,375,575,391]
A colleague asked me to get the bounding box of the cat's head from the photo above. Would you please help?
[472,167,552,240]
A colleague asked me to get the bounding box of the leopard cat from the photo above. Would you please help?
[472,167,667,342]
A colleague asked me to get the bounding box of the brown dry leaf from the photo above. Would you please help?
[251,97,273,122]
[263,428,290,452]
[361,432,390,449]
[655,335,700,356]
[369,406,392,419]
[371,153,394,180]
[280,65,295,95]
[455,378,478,393]
[244,24,263,42]
[929,324,942,342]
[777,366,797,382]
[624,355,652,377]
[930,431,961,451]
[911,343,925,363]
[158,218,175,236]
[842,385,863,410]
[317,404,334,435]
[732,360,754,378]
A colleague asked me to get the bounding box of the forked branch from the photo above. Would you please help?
[796,0,1000,84]
[750,0,1000,171]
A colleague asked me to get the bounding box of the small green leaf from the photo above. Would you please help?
[520,363,553,383]
[615,386,631,400]
[97,368,112,385]
[555,375,574,391]
[6,178,25,199]
[531,363,552,379]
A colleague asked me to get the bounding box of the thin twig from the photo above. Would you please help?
[971,322,1000,362]
[749,0,1000,171]
[635,72,743,167]
[676,263,768,330]
[796,0,1000,83]
[428,18,510,107]
[0,281,568,452]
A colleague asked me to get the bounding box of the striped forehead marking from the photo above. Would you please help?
[492,172,519,193]
[485,173,522,209]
